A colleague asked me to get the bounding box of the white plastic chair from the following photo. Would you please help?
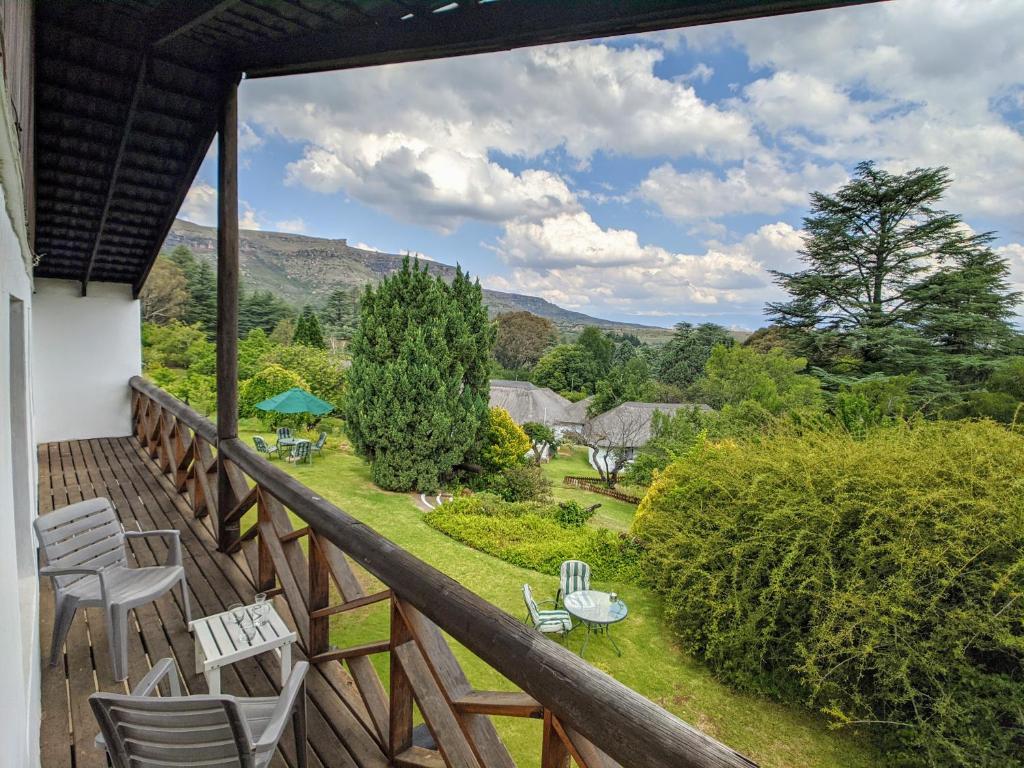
[91,657,309,768]
[35,497,191,681]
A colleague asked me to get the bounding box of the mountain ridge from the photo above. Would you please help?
[164,219,676,342]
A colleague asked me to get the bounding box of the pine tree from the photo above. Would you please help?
[656,322,734,389]
[768,162,1021,376]
[343,258,494,491]
[320,287,361,339]
[166,246,216,335]
[292,306,327,349]
[239,289,295,337]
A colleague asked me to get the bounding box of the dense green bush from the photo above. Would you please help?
[554,501,595,528]
[633,420,1024,766]
[239,364,309,428]
[425,494,640,581]
[481,462,551,502]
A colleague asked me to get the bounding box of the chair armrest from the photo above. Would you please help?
[39,565,110,602]
[535,598,557,607]
[39,565,104,578]
[253,662,309,753]
[131,657,182,697]
[125,529,182,567]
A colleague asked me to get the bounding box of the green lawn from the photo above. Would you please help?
[239,423,876,768]
[540,446,638,531]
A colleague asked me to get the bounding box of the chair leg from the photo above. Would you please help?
[293,682,308,768]
[108,606,130,682]
[49,594,77,667]
[179,576,192,623]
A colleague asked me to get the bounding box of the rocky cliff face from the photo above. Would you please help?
[164,219,674,340]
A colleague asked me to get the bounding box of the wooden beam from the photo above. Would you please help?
[309,589,391,620]
[147,0,242,47]
[215,79,240,552]
[309,639,391,664]
[237,1,882,79]
[81,56,148,296]
[452,691,543,719]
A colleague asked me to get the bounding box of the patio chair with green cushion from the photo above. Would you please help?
[90,657,309,768]
[311,431,328,457]
[556,559,591,607]
[253,435,280,459]
[286,440,312,465]
[522,584,572,637]
[277,426,292,443]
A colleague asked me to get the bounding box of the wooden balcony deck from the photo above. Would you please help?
[36,379,756,768]
[37,436,390,768]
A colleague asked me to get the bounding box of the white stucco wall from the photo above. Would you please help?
[0,154,40,768]
[32,279,142,444]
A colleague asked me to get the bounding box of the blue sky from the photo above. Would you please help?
[179,0,1024,331]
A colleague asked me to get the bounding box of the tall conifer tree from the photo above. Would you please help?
[343,258,494,491]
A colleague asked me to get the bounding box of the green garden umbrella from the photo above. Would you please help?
[253,387,334,416]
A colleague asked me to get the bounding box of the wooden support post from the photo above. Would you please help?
[256,488,276,593]
[307,532,330,657]
[541,710,571,768]
[216,77,240,552]
[389,597,414,759]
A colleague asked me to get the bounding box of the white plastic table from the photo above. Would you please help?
[188,602,297,694]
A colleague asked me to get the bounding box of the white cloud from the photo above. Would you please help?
[285,138,579,232]
[680,0,1024,220]
[246,42,756,231]
[487,212,802,322]
[996,243,1024,298]
[179,182,216,226]
[179,183,268,232]
[274,218,307,233]
[239,203,261,231]
[352,242,381,252]
[638,155,847,221]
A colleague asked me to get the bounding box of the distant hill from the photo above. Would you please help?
[164,219,678,343]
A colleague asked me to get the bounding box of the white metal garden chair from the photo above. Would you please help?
[523,583,572,637]
[90,657,309,768]
[35,497,191,682]
[556,559,591,607]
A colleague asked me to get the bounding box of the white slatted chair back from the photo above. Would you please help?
[560,559,591,599]
[91,694,253,768]
[34,497,126,590]
[522,583,543,626]
[277,426,292,441]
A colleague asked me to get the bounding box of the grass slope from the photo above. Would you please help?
[239,423,876,768]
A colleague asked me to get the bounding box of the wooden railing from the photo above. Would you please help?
[130,376,757,768]
[562,476,642,505]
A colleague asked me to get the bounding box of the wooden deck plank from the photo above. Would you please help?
[38,437,381,768]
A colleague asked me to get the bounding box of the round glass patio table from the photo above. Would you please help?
[562,590,628,658]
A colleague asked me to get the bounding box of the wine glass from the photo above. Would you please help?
[253,592,268,626]
[238,611,256,644]
[228,603,246,625]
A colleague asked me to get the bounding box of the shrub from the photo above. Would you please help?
[239,364,309,428]
[425,497,639,581]
[555,501,595,528]
[261,344,346,407]
[633,420,1024,766]
[482,462,551,502]
[481,407,531,471]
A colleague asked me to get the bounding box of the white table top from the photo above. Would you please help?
[189,602,296,670]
